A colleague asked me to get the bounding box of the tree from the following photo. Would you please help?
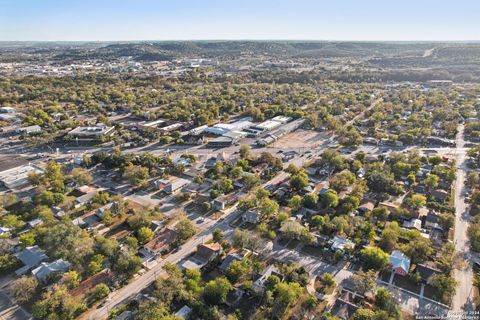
[226,259,252,284]
[204,277,233,305]
[70,168,93,186]
[212,228,224,243]
[123,164,150,187]
[137,302,179,320]
[10,276,38,304]
[330,170,356,192]
[375,287,399,317]
[19,232,36,248]
[439,213,454,231]
[285,163,300,175]
[61,271,80,289]
[352,308,376,320]
[137,226,154,244]
[32,284,85,320]
[41,221,94,265]
[239,144,252,159]
[287,195,303,211]
[361,247,389,271]
[303,193,318,209]
[259,198,279,219]
[324,189,339,208]
[407,194,426,209]
[175,218,196,243]
[93,283,110,300]
[272,282,303,316]
[290,172,309,190]
[351,270,377,295]
[87,254,104,276]
[430,274,457,303]
[402,233,433,264]
[425,174,439,189]
[379,222,400,253]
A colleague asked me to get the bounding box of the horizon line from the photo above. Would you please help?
[1,39,480,43]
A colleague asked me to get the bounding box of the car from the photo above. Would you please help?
[197,218,205,224]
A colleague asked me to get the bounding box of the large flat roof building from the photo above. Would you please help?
[0,163,44,189]
[68,125,115,140]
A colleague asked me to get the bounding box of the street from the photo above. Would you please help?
[452,124,475,311]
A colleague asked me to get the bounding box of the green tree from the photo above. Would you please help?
[175,218,196,243]
[204,277,233,305]
[93,283,110,300]
[10,276,38,304]
[137,226,154,244]
[360,247,389,271]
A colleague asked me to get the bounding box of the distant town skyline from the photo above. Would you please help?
[1,0,479,41]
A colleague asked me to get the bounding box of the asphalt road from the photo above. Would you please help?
[452,124,475,311]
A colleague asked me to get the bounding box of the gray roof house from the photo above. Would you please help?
[15,245,48,275]
[32,259,71,283]
[242,208,261,224]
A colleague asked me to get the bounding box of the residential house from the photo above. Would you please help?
[330,298,359,320]
[252,265,282,293]
[390,250,411,276]
[175,306,192,319]
[414,263,441,284]
[242,208,261,224]
[219,254,242,273]
[403,218,422,230]
[32,259,71,283]
[164,178,190,194]
[15,245,48,275]
[181,242,222,270]
[431,189,448,203]
[140,228,178,258]
[424,211,442,230]
[330,235,355,252]
[357,202,375,214]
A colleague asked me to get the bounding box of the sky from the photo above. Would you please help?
[1,0,479,41]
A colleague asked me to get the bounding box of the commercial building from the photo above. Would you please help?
[0,163,44,189]
[204,118,253,136]
[68,125,115,141]
[16,125,42,135]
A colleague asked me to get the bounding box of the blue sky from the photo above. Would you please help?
[1,0,478,41]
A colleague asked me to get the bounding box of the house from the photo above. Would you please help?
[212,193,238,211]
[163,178,189,194]
[390,250,411,275]
[32,259,71,283]
[330,298,359,320]
[252,265,282,293]
[424,211,442,230]
[70,185,99,207]
[414,263,441,284]
[182,134,204,145]
[403,218,422,230]
[357,202,375,214]
[26,218,43,229]
[195,242,222,263]
[0,227,11,236]
[175,305,192,319]
[15,245,48,275]
[219,254,242,273]
[141,228,178,258]
[378,201,400,213]
[330,236,355,252]
[242,208,261,224]
[226,287,244,307]
[431,189,448,203]
[181,242,222,270]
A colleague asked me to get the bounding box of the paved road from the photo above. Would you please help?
[452,124,475,311]
[83,205,240,320]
